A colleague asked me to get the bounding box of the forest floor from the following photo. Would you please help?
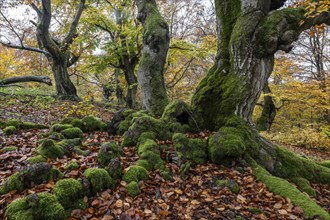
[0,94,330,220]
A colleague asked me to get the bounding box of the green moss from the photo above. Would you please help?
[28,155,47,164]
[57,138,82,155]
[140,151,164,170]
[160,168,173,181]
[37,139,64,159]
[0,173,25,195]
[1,146,18,152]
[122,116,171,147]
[137,132,157,145]
[5,192,66,220]
[123,165,149,183]
[53,178,85,209]
[125,181,141,197]
[60,127,84,139]
[70,118,84,129]
[4,126,16,135]
[248,157,330,219]
[167,122,190,133]
[291,177,316,197]
[51,123,73,132]
[273,146,330,185]
[216,179,240,194]
[208,127,247,164]
[48,132,65,141]
[117,120,131,136]
[136,159,153,171]
[65,161,79,170]
[137,138,158,155]
[81,115,106,132]
[83,168,115,195]
[0,119,6,129]
[21,122,49,129]
[0,163,63,195]
[105,158,122,180]
[180,162,191,178]
[172,134,207,164]
[98,141,123,167]
[74,148,90,156]
[7,118,21,128]
[59,117,74,124]
[319,160,330,168]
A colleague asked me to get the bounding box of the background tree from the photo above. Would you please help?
[0,0,87,100]
[136,0,170,116]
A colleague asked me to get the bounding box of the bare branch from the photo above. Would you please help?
[0,41,50,55]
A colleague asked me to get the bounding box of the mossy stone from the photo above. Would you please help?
[180,162,191,178]
[4,126,16,135]
[53,178,85,209]
[98,141,123,167]
[65,161,79,170]
[0,173,25,195]
[37,139,64,159]
[1,146,17,153]
[59,117,74,124]
[48,132,65,141]
[208,127,246,164]
[216,179,240,193]
[122,116,171,147]
[57,138,82,155]
[6,118,21,128]
[51,124,73,132]
[81,115,107,132]
[123,165,149,183]
[60,127,84,139]
[83,168,115,195]
[70,118,84,129]
[319,160,330,168]
[5,192,66,220]
[137,139,158,155]
[105,158,122,180]
[125,181,141,197]
[140,151,164,170]
[28,155,47,164]
[21,122,49,129]
[136,159,153,171]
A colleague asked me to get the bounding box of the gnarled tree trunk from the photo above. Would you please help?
[191,0,330,217]
[136,0,169,116]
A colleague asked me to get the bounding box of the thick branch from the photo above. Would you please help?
[0,41,50,55]
[63,0,86,46]
[0,76,52,86]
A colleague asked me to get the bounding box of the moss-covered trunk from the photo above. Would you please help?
[192,1,330,218]
[136,0,169,116]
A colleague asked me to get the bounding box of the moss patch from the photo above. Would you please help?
[216,179,240,193]
[122,116,171,147]
[98,141,123,167]
[83,168,115,195]
[51,124,73,132]
[291,177,316,197]
[0,172,25,194]
[4,126,16,135]
[125,181,141,197]
[5,192,66,220]
[53,178,85,209]
[65,161,79,170]
[248,157,329,219]
[60,127,84,139]
[123,165,149,183]
[81,115,107,132]
[21,122,48,129]
[28,155,47,164]
[1,146,17,153]
[6,118,21,128]
[37,139,64,159]
[105,158,122,180]
[140,151,164,170]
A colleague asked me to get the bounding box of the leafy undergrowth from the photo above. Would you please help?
[1,96,330,219]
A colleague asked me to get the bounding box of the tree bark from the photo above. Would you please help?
[256,82,276,132]
[0,76,52,86]
[136,0,170,116]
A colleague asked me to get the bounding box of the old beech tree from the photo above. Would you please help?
[0,0,85,100]
[135,0,330,217]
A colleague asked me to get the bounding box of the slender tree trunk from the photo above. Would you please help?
[114,69,125,106]
[136,0,169,116]
[256,82,276,131]
[123,67,138,109]
[51,58,78,100]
